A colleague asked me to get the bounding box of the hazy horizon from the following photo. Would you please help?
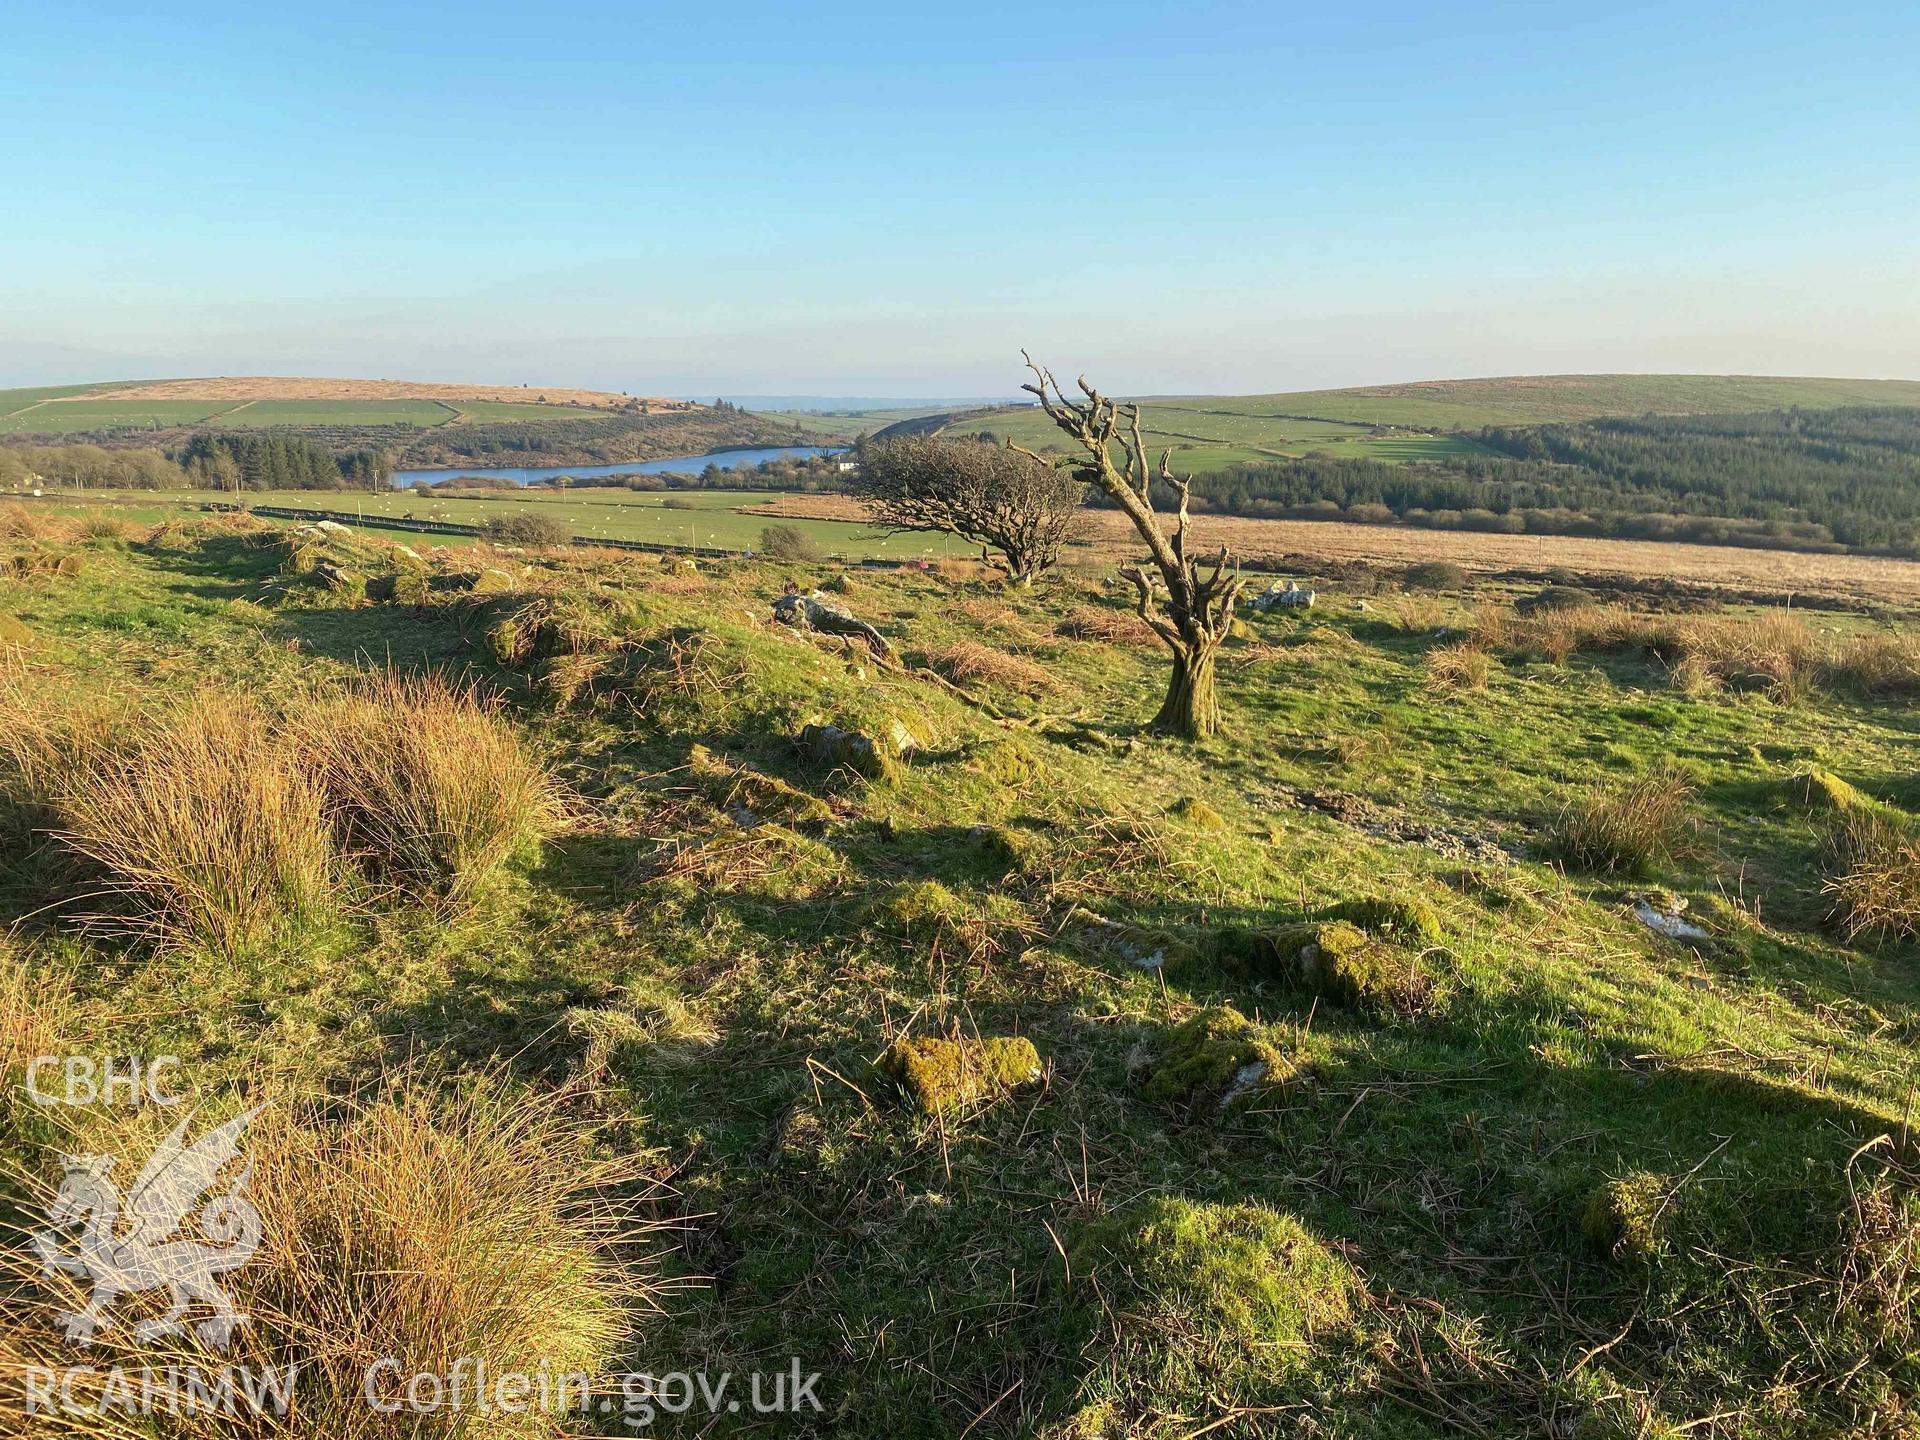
[5,1,1917,395]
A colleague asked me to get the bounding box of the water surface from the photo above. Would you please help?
[392,445,840,488]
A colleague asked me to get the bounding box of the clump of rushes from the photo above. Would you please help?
[57,692,336,956]
[298,674,561,910]
[1425,640,1491,691]
[1822,811,1920,940]
[1,1078,650,1440]
[1553,764,1694,876]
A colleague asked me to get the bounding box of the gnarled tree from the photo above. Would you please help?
[1015,356,1244,738]
[852,435,1084,584]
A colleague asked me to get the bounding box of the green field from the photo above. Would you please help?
[0,398,238,434]
[56,486,974,559]
[213,398,458,428]
[939,402,1485,472]
[7,508,1920,1436]
[905,373,1920,474]
[0,384,656,437]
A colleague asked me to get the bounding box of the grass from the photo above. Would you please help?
[901,375,1920,473]
[1552,763,1696,875]
[0,1077,647,1439]
[28,689,339,955]
[296,674,561,911]
[30,487,976,561]
[5,511,1920,1434]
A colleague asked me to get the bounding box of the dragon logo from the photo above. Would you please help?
[30,1107,264,1350]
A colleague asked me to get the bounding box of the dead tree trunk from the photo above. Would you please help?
[1016,354,1244,739]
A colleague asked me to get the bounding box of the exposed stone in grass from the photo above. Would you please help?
[1167,795,1225,830]
[1228,920,1433,1015]
[1142,1006,1298,1111]
[797,719,909,784]
[687,743,832,829]
[879,1034,1042,1115]
[1074,1197,1353,1353]
[1582,1172,1674,1261]
[1319,896,1444,946]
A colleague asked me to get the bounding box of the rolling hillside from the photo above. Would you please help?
[0,375,809,466]
[901,373,1920,474]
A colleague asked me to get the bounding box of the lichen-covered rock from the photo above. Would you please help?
[773,590,892,656]
[1143,1006,1297,1110]
[1582,1172,1674,1261]
[0,613,31,653]
[688,744,833,829]
[879,1034,1041,1115]
[1319,896,1444,946]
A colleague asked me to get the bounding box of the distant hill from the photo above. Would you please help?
[1157,373,1920,428]
[0,376,808,466]
[894,373,1920,473]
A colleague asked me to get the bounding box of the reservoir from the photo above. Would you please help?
[392,444,840,489]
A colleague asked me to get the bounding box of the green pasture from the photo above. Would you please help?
[48,486,973,559]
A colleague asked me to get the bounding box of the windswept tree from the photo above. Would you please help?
[851,435,1084,584]
[1015,356,1244,739]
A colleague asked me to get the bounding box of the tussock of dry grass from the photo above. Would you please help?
[1057,605,1158,646]
[1823,631,1920,698]
[0,1079,653,1439]
[1822,812,1920,940]
[0,503,50,540]
[0,943,68,1091]
[1425,641,1491,691]
[930,640,1057,693]
[1499,604,1919,702]
[297,675,561,910]
[1380,595,1455,633]
[1553,764,1694,876]
[57,693,336,955]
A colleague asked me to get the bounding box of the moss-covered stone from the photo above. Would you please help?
[0,613,31,653]
[1319,896,1444,946]
[1143,1006,1296,1109]
[1232,920,1431,1015]
[867,879,964,935]
[688,744,833,828]
[797,720,904,784]
[879,1034,1042,1115]
[1074,1198,1352,1352]
[1581,1172,1674,1261]
[1167,795,1226,830]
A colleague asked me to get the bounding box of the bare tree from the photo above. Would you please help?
[1015,355,1244,739]
[851,435,1084,585]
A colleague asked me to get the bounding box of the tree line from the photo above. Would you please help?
[1115,407,1920,555]
[179,433,390,492]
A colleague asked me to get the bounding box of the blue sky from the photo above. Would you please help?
[3,1,1915,395]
